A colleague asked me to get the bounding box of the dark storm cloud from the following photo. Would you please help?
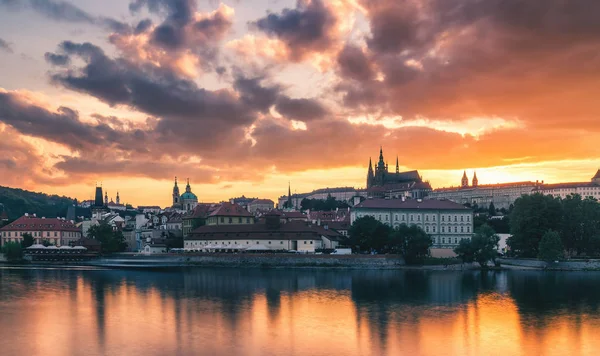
[275,97,329,122]
[44,52,70,65]
[252,0,336,59]
[233,75,281,113]
[0,91,147,152]
[134,19,153,34]
[337,45,374,82]
[0,38,12,53]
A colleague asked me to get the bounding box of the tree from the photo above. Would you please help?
[389,224,432,265]
[2,241,23,261]
[348,216,391,253]
[538,230,564,262]
[41,239,51,247]
[87,222,127,253]
[21,233,34,248]
[488,202,496,216]
[508,193,562,257]
[454,224,500,267]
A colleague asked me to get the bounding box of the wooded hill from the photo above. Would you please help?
[0,186,78,220]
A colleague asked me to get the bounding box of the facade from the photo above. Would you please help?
[535,170,600,199]
[248,199,275,213]
[182,204,218,237]
[206,202,254,226]
[278,186,368,210]
[366,148,431,199]
[185,214,345,253]
[172,178,198,213]
[351,199,473,251]
[0,215,82,247]
[427,172,541,209]
[229,196,258,209]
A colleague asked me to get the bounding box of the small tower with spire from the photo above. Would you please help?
[116,191,120,205]
[172,177,180,206]
[286,182,293,209]
[461,171,469,188]
[396,156,400,174]
[185,178,192,193]
[104,191,109,205]
[472,171,479,187]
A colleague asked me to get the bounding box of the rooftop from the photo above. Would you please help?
[355,199,471,211]
[188,220,343,241]
[209,202,253,217]
[0,215,80,232]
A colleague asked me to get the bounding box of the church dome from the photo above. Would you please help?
[180,191,198,200]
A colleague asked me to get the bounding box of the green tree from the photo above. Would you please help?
[471,224,500,267]
[41,239,51,247]
[454,238,476,263]
[488,202,496,216]
[348,216,391,253]
[21,233,34,248]
[508,193,562,257]
[2,241,23,261]
[389,224,432,265]
[538,230,564,262]
[87,222,128,253]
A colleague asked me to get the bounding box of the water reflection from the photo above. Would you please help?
[1,267,600,356]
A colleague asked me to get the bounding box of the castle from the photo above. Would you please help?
[367,147,424,189]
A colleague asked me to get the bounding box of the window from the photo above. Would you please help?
[467,216,470,222]
[417,215,420,221]
[410,215,414,221]
[310,241,313,244]
[467,227,470,233]
[268,241,271,244]
[433,216,436,221]
[425,215,429,221]
[304,241,307,244]
[442,227,445,233]
[395,215,398,221]
[385,215,388,221]
[228,218,232,223]
[220,217,224,223]
[426,226,429,232]
[454,216,457,222]
[454,226,458,233]
[256,241,259,244]
[239,217,243,223]
[454,238,458,244]
[433,226,436,232]
[461,226,464,233]
[442,238,445,243]
[461,216,464,222]
[246,218,250,223]
[402,215,405,221]
[280,241,283,244]
[442,216,445,222]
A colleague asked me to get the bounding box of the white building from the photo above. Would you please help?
[427,171,541,210]
[536,170,600,199]
[0,215,82,247]
[248,199,275,213]
[278,187,368,209]
[351,198,473,256]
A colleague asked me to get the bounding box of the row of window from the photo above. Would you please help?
[389,223,470,234]
[209,217,253,224]
[358,213,471,223]
[431,237,470,245]
[186,240,318,246]
[1,231,78,238]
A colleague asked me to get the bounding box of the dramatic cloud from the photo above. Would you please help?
[44,52,70,65]
[0,37,12,53]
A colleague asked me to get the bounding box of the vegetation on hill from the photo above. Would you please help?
[0,186,76,220]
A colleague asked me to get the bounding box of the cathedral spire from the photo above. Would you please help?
[186,178,191,193]
[472,171,479,187]
[116,191,120,205]
[367,158,374,189]
[104,191,108,205]
[287,182,292,209]
[396,156,399,173]
[461,171,469,188]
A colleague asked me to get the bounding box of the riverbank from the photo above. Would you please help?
[499,258,600,271]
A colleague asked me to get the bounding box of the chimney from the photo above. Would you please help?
[25,213,29,217]
[42,217,45,219]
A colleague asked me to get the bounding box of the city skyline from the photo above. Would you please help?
[1,0,600,206]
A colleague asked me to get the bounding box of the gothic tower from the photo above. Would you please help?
[396,156,399,173]
[116,191,120,205]
[461,171,469,188]
[172,177,180,206]
[104,191,109,205]
[367,158,374,188]
[472,171,478,187]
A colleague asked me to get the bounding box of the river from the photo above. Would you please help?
[1,267,600,356]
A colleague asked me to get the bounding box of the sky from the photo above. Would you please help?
[0,0,599,207]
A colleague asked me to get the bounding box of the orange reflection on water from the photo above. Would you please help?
[3,269,600,356]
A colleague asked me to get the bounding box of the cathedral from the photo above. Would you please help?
[367,147,424,189]
[172,177,198,212]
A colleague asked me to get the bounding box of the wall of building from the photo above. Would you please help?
[185,238,323,252]
[206,216,254,226]
[351,208,473,249]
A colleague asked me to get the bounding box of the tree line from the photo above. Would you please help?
[508,193,600,259]
[347,216,432,264]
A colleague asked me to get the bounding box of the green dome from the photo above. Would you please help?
[180,192,197,200]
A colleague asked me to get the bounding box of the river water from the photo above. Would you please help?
[1,267,600,356]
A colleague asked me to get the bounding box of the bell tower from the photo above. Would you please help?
[461,171,469,188]
[172,177,180,206]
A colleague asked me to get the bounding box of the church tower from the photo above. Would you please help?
[287,182,292,209]
[104,191,109,205]
[172,177,180,206]
[367,158,374,188]
[116,191,120,205]
[472,171,478,187]
[396,156,399,173]
[461,171,469,188]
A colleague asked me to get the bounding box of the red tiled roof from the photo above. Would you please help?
[0,215,80,232]
[282,211,307,219]
[250,199,274,205]
[188,220,343,240]
[433,181,538,192]
[209,202,253,217]
[355,199,470,210]
[594,169,600,179]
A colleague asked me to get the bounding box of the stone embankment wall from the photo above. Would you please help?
[97,253,406,268]
[500,258,600,270]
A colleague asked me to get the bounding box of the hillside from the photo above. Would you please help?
[0,186,79,220]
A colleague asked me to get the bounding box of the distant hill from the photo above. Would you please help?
[0,186,87,220]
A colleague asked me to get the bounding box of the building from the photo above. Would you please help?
[278,186,367,210]
[142,243,167,254]
[248,199,275,213]
[0,215,82,247]
[138,206,162,214]
[182,204,218,237]
[91,186,109,221]
[535,170,600,199]
[171,177,199,213]
[351,198,473,256]
[363,147,432,199]
[185,212,345,253]
[427,171,541,209]
[229,196,258,209]
[207,202,254,226]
